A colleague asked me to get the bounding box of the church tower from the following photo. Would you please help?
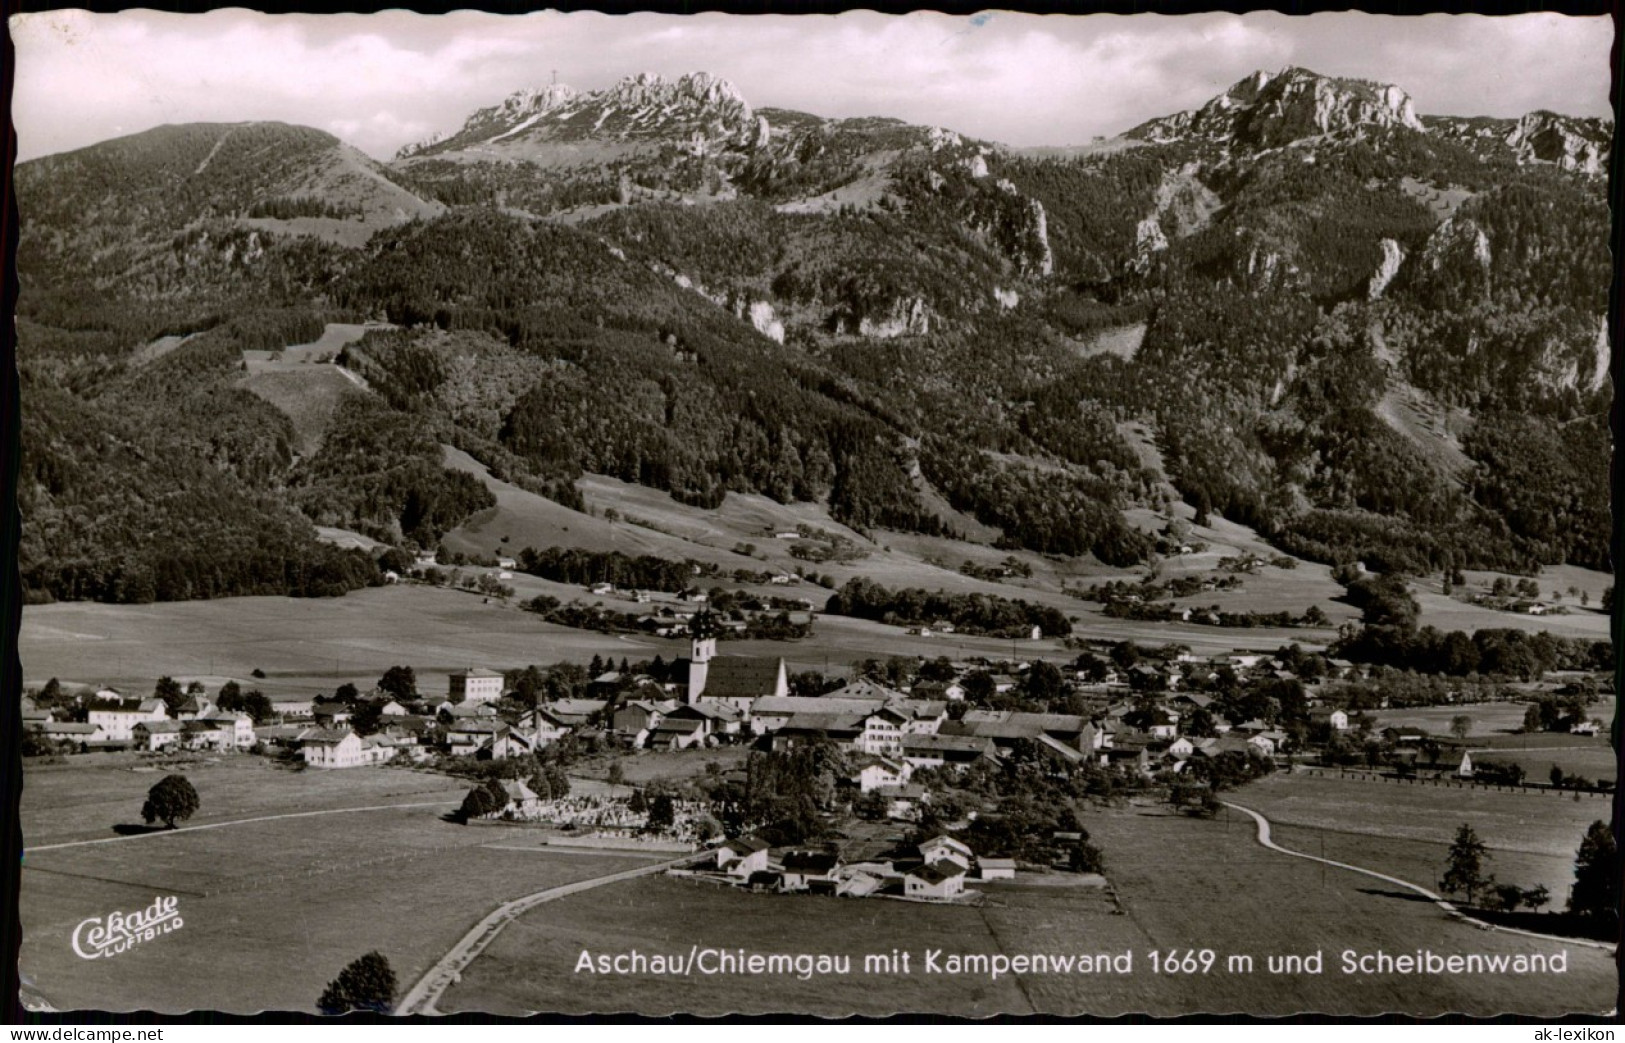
[686,609,718,703]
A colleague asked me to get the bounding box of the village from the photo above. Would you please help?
[22,589,1614,909]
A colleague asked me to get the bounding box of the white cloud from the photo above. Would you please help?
[10,9,1612,161]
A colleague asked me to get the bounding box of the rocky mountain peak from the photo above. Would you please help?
[397,71,763,160]
[1131,66,1424,148]
[1506,110,1611,174]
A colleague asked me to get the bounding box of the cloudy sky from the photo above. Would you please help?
[10,9,1613,162]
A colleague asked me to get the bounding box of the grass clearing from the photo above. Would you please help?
[18,585,652,704]
[19,758,649,1013]
[1236,771,1609,899]
[441,803,1613,1016]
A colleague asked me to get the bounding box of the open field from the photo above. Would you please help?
[1376,703,1541,736]
[19,758,653,1013]
[239,367,363,455]
[21,757,465,848]
[1236,771,1609,901]
[18,585,652,703]
[441,803,1613,1016]
[445,442,1367,639]
[20,579,1329,707]
[1468,746,1619,784]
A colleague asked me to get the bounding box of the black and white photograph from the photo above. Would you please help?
[7,6,1620,1019]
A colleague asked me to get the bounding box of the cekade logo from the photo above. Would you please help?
[72,896,184,960]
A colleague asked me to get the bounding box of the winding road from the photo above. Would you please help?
[1222,800,1615,952]
[396,850,708,1015]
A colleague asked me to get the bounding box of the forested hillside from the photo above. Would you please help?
[13,68,1612,604]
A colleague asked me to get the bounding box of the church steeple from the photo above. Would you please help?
[690,608,718,661]
[686,609,718,703]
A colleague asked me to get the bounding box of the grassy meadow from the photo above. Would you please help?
[19,758,652,1014]
[440,802,1614,1017]
[1234,771,1610,900]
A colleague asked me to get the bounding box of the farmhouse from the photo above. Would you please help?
[301,729,395,768]
[901,733,999,771]
[751,697,886,733]
[446,719,509,755]
[824,678,908,702]
[875,783,928,820]
[449,668,506,705]
[858,705,910,755]
[648,718,708,750]
[715,836,771,877]
[312,701,353,728]
[36,721,107,746]
[770,712,865,751]
[87,698,169,742]
[479,731,534,761]
[853,756,913,792]
[905,861,967,900]
[918,834,973,869]
[910,680,966,702]
[614,699,673,746]
[942,711,1102,756]
[1309,707,1350,731]
[131,720,187,752]
[543,699,609,729]
[780,850,841,893]
[516,707,574,750]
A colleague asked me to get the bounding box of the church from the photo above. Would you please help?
[679,610,788,714]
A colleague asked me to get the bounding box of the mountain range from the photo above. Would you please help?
[13,67,1613,604]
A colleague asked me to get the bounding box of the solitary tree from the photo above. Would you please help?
[1448,715,1473,741]
[1442,823,1490,905]
[1522,704,1544,734]
[377,666,417,701]
[317,951,397,1015]
[141,775,200,829]
[606,761,626,787]
[1566,821,1619,927]
[459,778,509,822]
[645,793,676,832]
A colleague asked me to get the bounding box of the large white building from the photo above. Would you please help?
[449,668,505,705]
[88,698,169,742]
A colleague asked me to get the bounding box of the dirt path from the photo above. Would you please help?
[25,800,461,854]
[1222,801,1614,953]
[397,850,707,1015]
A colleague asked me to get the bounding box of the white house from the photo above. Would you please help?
[905,861,967,900]
[856,757,913,793]
[301,729,396,768]
[449,668,505,706]
[199,712,255,749]
[918,834,973,870]
[1309,707,1350,732]
[779,850,840,892]
[715,836,771,878]
[521,707,574,749]
[131,720,187,752]
[89,699,169,742]
[857,706,909,756]
[977,857,1018,880]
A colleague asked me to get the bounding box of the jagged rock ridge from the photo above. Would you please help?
[1129,67,1424,148]
[398,72,767,160]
